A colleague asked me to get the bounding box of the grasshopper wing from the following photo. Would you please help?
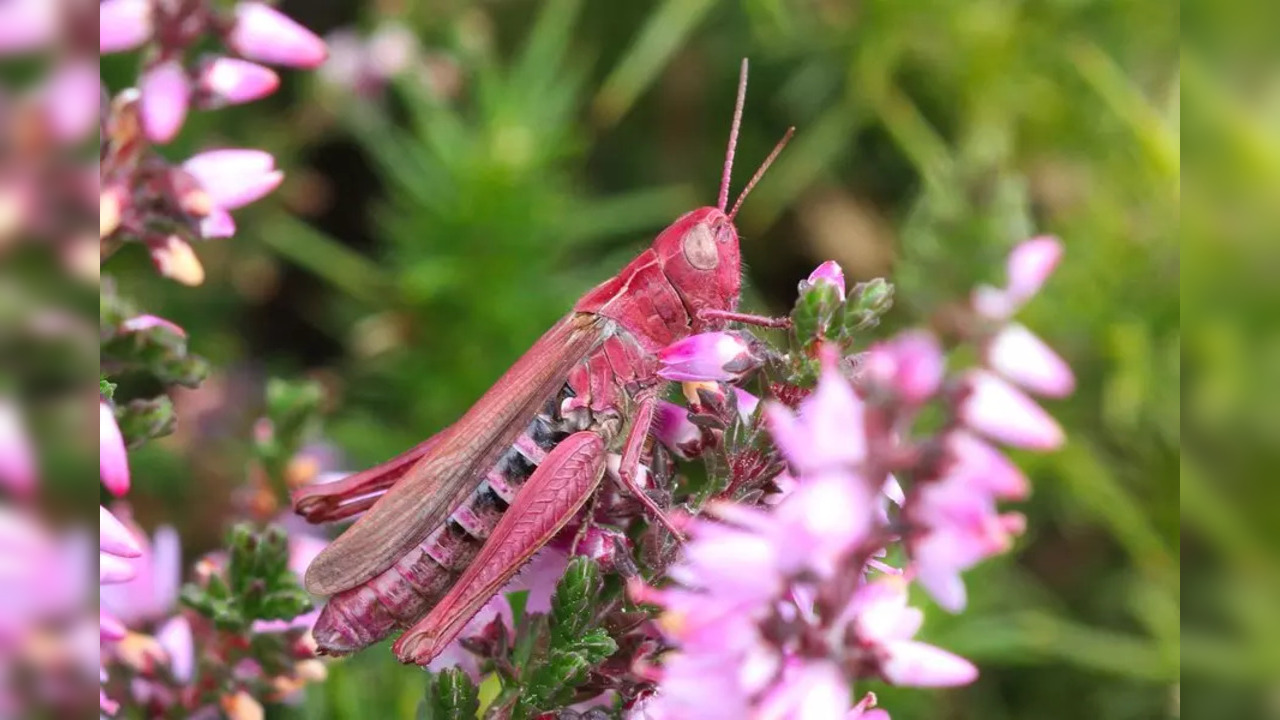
[304,312,608,596]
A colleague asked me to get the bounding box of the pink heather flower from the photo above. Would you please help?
[199,57,280,105]
[658,332,759,382]
[0,0,56,54]
[100,611,126,642]
[972,236,1064,320]
[227,2,328,69]
[864,330,946,404]
[755,658,850,720]
[653,400,704,459]
[100,506,142,585]
[848,577,978,686]
[428,548,571,680]
[140,60,191,143]
[181,149,284,237]
[100,401,131,497]
[0,399,36,497]
[805,260,847,302]
[43,60,102,143]
[907,457,1025,611]
[101,525,181,627]
[121,314,187,338]
[733,387,760,422]
[99,0,152,53]
[154,616,195,683]
[764,354,866,475]
[984,322,1075,398]
[943,431,1028,501]
[959,370,1064,450]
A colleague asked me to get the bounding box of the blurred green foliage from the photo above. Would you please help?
[99,0,1247,717]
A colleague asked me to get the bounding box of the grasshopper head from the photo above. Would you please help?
[652,207,743,327]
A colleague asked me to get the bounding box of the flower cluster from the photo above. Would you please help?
[632,238,1072,719]
[99,0,327,284]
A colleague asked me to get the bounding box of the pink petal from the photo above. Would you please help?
[960,370,1064,450]
[99,506,142,558]
[912,563,967,612]
[732,387,760,422]
[100,402,131,496]
[653,400,703,459]
[201,208,238,238]
[945,431,1029,500]
[228,2,328,69]
[0,400,36,496]
[121,314,187,338]
[140,60,191,143]
[882,640,978,687]
[0,0,56,54]
[1003,236,1063,310]
[100,610,126,641]
[806,260,847,302]
[155,616,195,683]
[755,660,850,720]
[985,322,1075,397]
[866,331,945,404]
[181,149,282,210]
[44,60,102,142]
[100,551,136,584]
[658,332,757,382]
[99,0,152,53]
[199,57,280,105]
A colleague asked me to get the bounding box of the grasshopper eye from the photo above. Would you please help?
[681,223,719,270]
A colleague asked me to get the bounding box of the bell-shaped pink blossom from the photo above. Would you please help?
[754,659,850,719]
[653,400,705,460]
[101,525,181,626]
[182,149,284,212]
[764,355,866,475]
[984,322,1074,397]
[100,401,131,496]
[43,60,101,142]
[864,330,946,404]
[120,314,187,337]
[99,507,142,560]
[100,610,126,642]
[972,236,1064,319]
[805,260,847,302]
[958,370,1064,450]
[198,57,280,105]
[140,60,191,143]
[907,463,1024,611]
[99,0,152,53]
[0,399,36,497]
[943,431,1028,500]
[227,2,328,69]
[154,616,195,683]
[847,577,977,686]
[657,332,759,382]
[0,0,56,54]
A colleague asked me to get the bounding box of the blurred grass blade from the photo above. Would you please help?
[592,0,720,127]
[258,215,390,305]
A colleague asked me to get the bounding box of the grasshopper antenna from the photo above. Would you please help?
[718,58,749,213]
[727,126,795,223]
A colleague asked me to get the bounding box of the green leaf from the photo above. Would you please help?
[419,668,481,720]
[522,650,591,709]
[550,556,599,647]
[570,628,617,664]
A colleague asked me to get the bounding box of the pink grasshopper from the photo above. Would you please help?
[293,60,793,666]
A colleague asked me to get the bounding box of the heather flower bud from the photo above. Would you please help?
[140,60,191,143]
[100,401,131,496]
[657,332,760,382]
[198,58,281,106]
[984,322,1075,397]
[150,236,206,286]
[801,260,846,301]
[99,0,152,53]
[227,3,329,69]
[958,370,1064,450]
[972,235,1064,319]
[842,277,895,334]
[99,506,143,559]
[121,314,187,338]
